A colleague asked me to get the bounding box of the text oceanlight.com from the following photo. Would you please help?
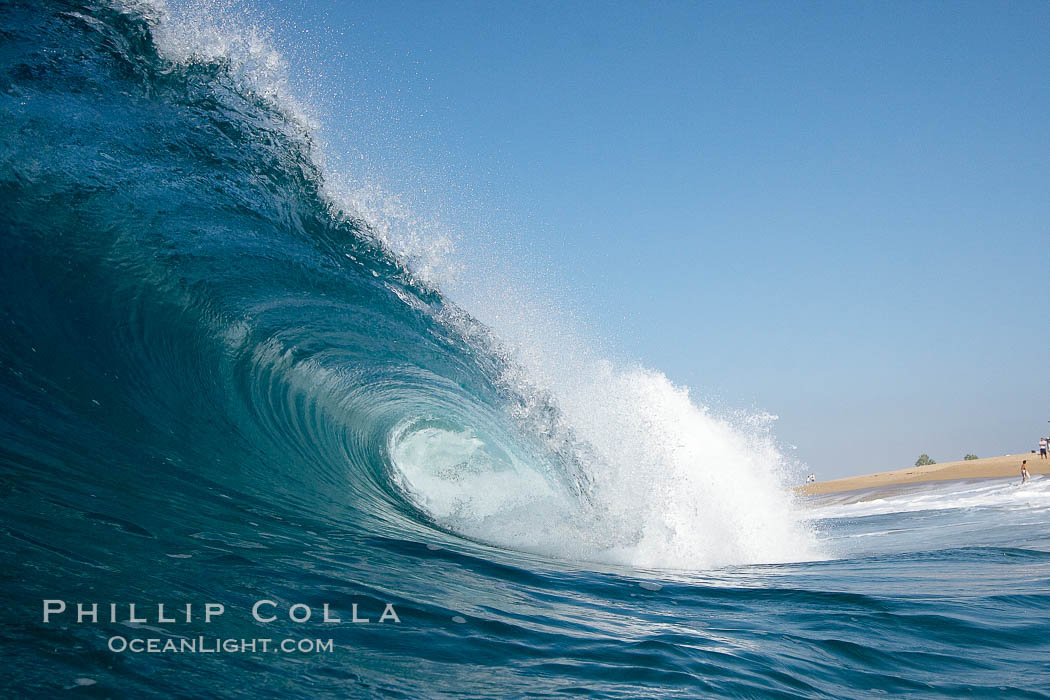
[108,636,335,654]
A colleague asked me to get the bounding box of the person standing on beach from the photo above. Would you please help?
[1040,437,1048,460]
[1020,460,1030,485]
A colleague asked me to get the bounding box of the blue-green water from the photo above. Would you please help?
[1,1,1049,696]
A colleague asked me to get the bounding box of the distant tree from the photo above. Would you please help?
[915,454,936,467]
[964,454,978,461]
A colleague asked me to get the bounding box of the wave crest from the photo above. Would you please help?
[0,0,821,570]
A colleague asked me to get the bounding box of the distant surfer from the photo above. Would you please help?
[1040,437,1047,460]
[1020,459,1030,485]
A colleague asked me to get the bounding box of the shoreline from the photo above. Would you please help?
[798,452,1048,496]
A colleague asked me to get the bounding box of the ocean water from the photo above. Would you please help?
[1,1,1049,697]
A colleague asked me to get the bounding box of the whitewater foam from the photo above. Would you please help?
[808,475,1050,520]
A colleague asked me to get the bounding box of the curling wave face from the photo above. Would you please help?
[0,0,817,571]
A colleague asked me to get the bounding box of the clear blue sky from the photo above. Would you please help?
[245,0,1049,478]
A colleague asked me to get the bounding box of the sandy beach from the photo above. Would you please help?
[799,452,1049,495]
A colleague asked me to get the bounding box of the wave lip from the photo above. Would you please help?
[0,0,819,577]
